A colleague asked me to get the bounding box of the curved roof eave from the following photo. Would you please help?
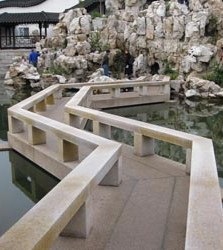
[0,0,47,9]
[0,11,59,24]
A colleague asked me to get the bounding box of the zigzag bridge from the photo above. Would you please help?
[0,79,222,250]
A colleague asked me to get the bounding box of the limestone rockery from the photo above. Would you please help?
[4,0,223,99]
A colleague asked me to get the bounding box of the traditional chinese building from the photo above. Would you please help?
[0,0,105,49]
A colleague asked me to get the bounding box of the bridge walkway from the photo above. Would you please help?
[39,97,189,250]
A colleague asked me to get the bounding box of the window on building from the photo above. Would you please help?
[18,27,29,37]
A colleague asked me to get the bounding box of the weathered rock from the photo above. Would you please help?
[184,76,221,98]
[185,89,200,98]
[4,1,223,96]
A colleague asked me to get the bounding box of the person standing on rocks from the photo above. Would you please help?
[102,50,110,76]
[29,49,40,67]
[124,50,134,80]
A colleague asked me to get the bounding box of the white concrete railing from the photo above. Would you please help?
[1,80,222,249]
[0,84,122,250]
[64,82,223,250]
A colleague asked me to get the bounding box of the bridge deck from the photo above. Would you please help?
[52,146,189,250]
[40,97,189,250]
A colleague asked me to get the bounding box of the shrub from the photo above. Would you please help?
[89,31,101,52]
[89,31,109,52]
[164,62,179,80]
[91,11,102,19]
[45,64,71,76]
[205,64,223,86]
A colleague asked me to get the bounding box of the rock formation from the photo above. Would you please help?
[4,0,223,99]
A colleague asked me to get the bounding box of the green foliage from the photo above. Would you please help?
[78,0,84,7]
[89,31,109,52]
[44,64,71,76]
[63,38,68,49]
[163,62,179,80]
[89,31,101,52]
[91,11,102,19]
[112,50,125,79]
[205,64,223,86]
[165,0,171,16]
[101,43,110,52]
[205,15,218,44]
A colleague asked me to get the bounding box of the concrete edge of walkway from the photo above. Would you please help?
[0,141,11,151]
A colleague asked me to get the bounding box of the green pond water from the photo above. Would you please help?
[105,99,223,184]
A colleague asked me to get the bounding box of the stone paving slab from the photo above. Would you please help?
[51,178,139,250]
[163,177,189,250]
[105,178,176,250]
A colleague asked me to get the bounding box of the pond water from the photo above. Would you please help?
[105,99,223,184]
[0,89,59,236]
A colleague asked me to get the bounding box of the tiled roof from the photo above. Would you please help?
[0,11,59,24]
[65,0,105,12]
[0,0,47,8]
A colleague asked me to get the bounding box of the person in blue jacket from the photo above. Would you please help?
[29,49,40,67]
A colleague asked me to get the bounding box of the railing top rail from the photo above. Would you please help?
[10,84,60,110]
[8,108,118,149]
[67,104,194,148]
[61,79,170,89]
[0,142,121,250]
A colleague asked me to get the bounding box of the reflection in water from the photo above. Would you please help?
[0,81,60,236]
[105,99,223,171]
[0,104,10,141]
[10,151,59,203]
[0,151,59,236]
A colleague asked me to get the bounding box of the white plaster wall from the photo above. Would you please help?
[15,24,55,37]
[0,0,79,13]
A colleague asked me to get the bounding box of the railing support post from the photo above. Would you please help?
[139,86,148,96]
[186,148,192,174]
[163,84,170,100]
[64,113,81,128]
[61,197,92,238]
[100,156,122,186]
[28,125,46,145]
[8,116,24,133]
[35,100,46,112]
[111,88,120,98]
[134,132,154,156]
[58,138,79,162]
[46,94,55,105]
[93,121,111,139]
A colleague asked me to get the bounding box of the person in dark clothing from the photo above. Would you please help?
[124,50,134,80]
[29,49,40,67]
[102,50,110,76]
[220,47,223,63]
[178,0,189,7]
